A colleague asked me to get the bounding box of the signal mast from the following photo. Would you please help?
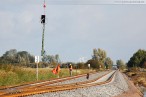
[41,0,46,57]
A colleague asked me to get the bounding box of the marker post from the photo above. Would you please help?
[35,56,40,81]
[88,64,90,73]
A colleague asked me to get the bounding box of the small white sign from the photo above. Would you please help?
[88,64,90,68]
[35,56,39,63]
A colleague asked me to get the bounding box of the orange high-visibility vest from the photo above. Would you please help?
[52,64,60,74]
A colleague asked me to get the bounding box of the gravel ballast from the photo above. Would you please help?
[29,70,129,97]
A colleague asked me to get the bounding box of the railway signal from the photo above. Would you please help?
[41,0,46,57]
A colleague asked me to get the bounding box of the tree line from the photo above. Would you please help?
[60,48,115,70]
[86,48,114,70]
[0,48,115,69]
[0,49,34,66]
[0,49,60,68]
[1,48,145,70]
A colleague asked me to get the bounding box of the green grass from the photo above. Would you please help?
[0,65,92,86]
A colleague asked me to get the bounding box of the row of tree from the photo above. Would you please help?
[2,48,136,70]
[86,48,113,70]
[0,49,34,66]
[0,49,60,68]
[0,48,115,69]
[116,49,146,70]
[60,48,114,70]
[61,48,146,70]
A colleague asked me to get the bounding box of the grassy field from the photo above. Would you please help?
[0,65,92,86]
[125,71,146,87]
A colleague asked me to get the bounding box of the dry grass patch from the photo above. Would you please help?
[125,71,146,87]
[0,65,95,86]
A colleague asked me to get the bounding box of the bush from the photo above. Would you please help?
[76,63,86,69]
[86,59,100,69]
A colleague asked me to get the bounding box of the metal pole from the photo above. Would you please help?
[88,64,90,73]
[35,56,39,81]
[41,0,46,57]
[41,23,45,56]
[76,65,77,75]
[36,62,38,81]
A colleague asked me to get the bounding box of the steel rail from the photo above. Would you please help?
[0,71,98,91]
[0,71,99,96]
[1,71,116,97]
[14,71,112,92]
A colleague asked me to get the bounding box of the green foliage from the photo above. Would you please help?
[76,62,86,69]
[86,59,100,69]
[0,49,17,64]
[38,69,57,80]
[0,64,91,86]
[127,49,146,68]
[0,49,61,68]
[140,59,146,68]
[16,51,34,66]
[59,69,70,77]
[0,49,34,67]
[92,48,107,63]
[0,64,57,86]
[42,54,60,67]
[61,63,67,68]
[0,70,19,86]
[90,48,113,70]
[116,59,126,70]
[105,57,113,69]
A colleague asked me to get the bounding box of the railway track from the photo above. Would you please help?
[0,71,97,90]
[0,70,116,97]
[0,71,108,91]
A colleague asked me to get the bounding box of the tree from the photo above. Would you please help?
[55,54,60,63]
[92,48,107,63]
[116,60,125,70]
[92,49,98,60]
[76,62,86,69]
[92,48,107,69]
[0,49,34,66]
[16,51,34,66]
[140,58,146,68]
[41,54,61,67]
[105,57,113,69]
[1,49,17,63]
[127,49,146,68]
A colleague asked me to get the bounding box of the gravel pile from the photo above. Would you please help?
[29,71,129,97]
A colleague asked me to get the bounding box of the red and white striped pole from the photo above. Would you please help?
[43,0,46,15]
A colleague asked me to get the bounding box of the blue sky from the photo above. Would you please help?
[0,0,146,63]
